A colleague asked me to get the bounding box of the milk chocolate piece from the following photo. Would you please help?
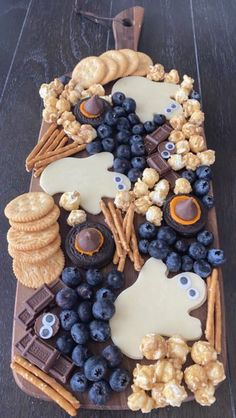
[84,95,104,115]
[15,331,34,353]
[164,170,180,188]
[75,228,103,254]
[48,279,66,295]
[22,335,59,372]
[49,354,74,384]
[147,152,171,176]
[24,285,54,314]
[145,124,173,154]
[16,308,36,329]
[175,197,198,221]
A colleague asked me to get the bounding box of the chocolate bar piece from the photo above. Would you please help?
[22,335,59,372]
[16,308,36,329]
[49,354,74,384]
[48,279,66,295]
[15,331,34,353]
[147,152,171,176]
[164,170,180,188]
[145,124,173,154]
[24,285,54,314]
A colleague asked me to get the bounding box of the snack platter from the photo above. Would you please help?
[6,6,227,415]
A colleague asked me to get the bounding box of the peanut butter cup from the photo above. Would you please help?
[73,95,111,127]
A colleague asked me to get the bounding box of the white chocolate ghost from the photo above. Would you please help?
[110,258,206,359]
[112,76,183,121]
[40,152,131,215]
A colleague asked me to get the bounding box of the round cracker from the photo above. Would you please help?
[132,52,153,76]
[4,192,54,223]
[100,56,119,85]
[12,249,65,288]
[71,56,106,88]
[8,235,61,264]
[9,204,60,232]
[120,49,139,76]
[100,50,128,78]
[7,222,59,251]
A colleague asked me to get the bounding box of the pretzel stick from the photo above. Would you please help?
[126,203,135,245]
[131,225,143,271]
[56,136,68,149]
[113,209,123,265]
[205,269,218,346]
[25,123,57,165]
[30,141,79,166]
[34,144,86,169]
[11,362,77,416]
[108,201,129,253]
[118,255,126,272]
[100,200,123,258]
[26,129,60,171]
[13,355,80,409]
[215,278,222,353]
[46,130,66,152]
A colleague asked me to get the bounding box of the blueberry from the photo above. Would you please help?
[181,255,194,271]
[109,368,130,392]
[197,230,214,246]
[102,137,116,152]
[113,157,131,174]
[97,124,112,139]
[174,239,189,254]
[132,124,145,135]
[112,92,126,106]
[96,288,116,302]
[61,266,82,288]
[71,344,90,367]
[153,114,166,126]
[122,97,136,113]
[193,179,210,196]
[116,144,131,159]
[202,194,214,209]
[70,371,88,393]
[113,106,126,118]
[102,344,123,368]
[128,113,140,125]
[56,335,75,354]
[139,222,157,239]
[76,283,93,300]
[144,120,156,133]
[92,300,115,320]
[127,168,142,183]
[59,309,79,331]
[116,130,131,144]
[86,269,104,286]
[89,320,111,342]
[190,90,201,101]
[116,117,131,131]
[196,165,212,180]
[148,239,170,259]
[129,134,143,145]
[86,140,103,155]
[71,323,89,344]
[166,252,181,272]
[104,110,118,126]
[138,239,150,254]
[56,288,78,309]
[207,249,226,267]
[131,142,145,156]
[193,260,212,278]
[131,156,146,170]
[84,356,108,382]
[106,270,124,289]
[58,74,71,85]
[181,170,196,184]
[188,242,207,260]
[157,226,177,245]
[77,301,93,323]
[88,380,111,405]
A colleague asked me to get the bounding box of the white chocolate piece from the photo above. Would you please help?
[40,152,131,215]
[112,76,183,121]
[110,258,206,359]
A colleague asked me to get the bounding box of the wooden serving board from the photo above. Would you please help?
[11,6,226,411]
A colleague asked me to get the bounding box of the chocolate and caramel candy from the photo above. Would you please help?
[73,95,111,127]
[75,227,104,256]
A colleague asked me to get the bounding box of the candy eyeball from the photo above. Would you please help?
[42,313,56,326]
[178,275,192,289]
[191,341,217,365]
[188,288,200,300]
[39,325,53,340]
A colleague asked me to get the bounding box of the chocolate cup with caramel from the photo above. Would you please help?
[65,222,115,268]
[163,194,206,237]
[73,95,111,127]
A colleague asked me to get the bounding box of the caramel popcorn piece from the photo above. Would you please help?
[42,108,58,123]
[168,154,186,171]
[162,380,187,407]
[128,388,153,412]
[169,130,186,143]
[56,98,71,114]
[180,74,194,92]
[114,190,133,212]
[147,63,165,81]
[166,336,190,364]
[133,364,156,391]
[194,383,216,406]
[151,383,168,408]
[142,168,159,189]
[67,209,87,227]
[150,179,170,207]
[182,122,203,138]
[197,150,215,166]
[189,135,206,153]
[72,124,97,144]
[81,83,105,98]
[204,361,226,386]
[175,140,190,155]
[59,191,81,211]
[183,99,201,118]
[52,78,64,95]
[184,364,208,392]
[169,114,187,131]
[191,341,217,366]
[183,152,201,171]
[43,95,58,108]
[146,206,163,226]
[174,88,189,104]
[174,178,192,195]
[140,334,167,360]
[164,69,180,84]
[189,110,205,126]
[133,179,149,198]
[134,195,152,215]
[155,359,177,383]
[57,111,75,125]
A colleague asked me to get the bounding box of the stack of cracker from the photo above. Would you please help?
[4,192,64,288]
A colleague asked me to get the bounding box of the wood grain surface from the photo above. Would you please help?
[0,0,235,417]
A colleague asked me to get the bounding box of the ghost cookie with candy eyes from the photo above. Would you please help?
[110,258,206,360]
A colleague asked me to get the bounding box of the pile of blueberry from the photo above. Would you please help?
[182,165,214,209]
[86,91,166,183]
[138,223,225,278]
[55,266,130,405]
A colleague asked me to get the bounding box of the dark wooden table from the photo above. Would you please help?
[0,0,236,417]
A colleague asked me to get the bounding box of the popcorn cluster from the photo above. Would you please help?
[147,63,180,84]
[58,191,87,226]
